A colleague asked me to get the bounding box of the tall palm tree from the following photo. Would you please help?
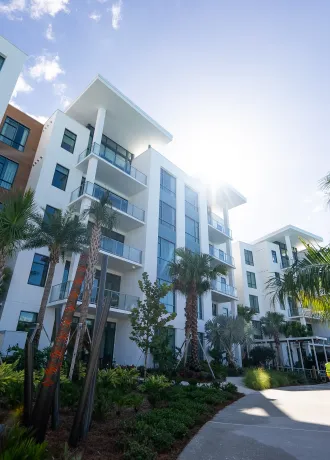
[0,189,35,288]
[205,315,252,367]
[168,248,226,369]
[77,193,117,355]
[260,312,285,369]
[23,209,87,346]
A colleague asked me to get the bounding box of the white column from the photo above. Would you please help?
[285,235,294,262]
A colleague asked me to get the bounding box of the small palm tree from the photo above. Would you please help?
[260,312,285,369]
[168,248,226,369]
[24,209,87,346]
[205,315,252,367]
[0,189,35,288]
[77,193,117,355]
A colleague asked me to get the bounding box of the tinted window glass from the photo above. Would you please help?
[28,253,49,287]
[52,164,69,191]
[61,129,77,153]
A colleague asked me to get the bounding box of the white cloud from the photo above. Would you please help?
[89,10,101,22]
[29,0,69,19]
[12,74,34,98]
[110,0,122,29]
[0,0,25,20]
[61,96,71,109]
[53,82,71,109]
[97,0,108,3]
[29,54,64,82]
[9,99,23,110]
[45,23,55,40]
[9,98,48,124]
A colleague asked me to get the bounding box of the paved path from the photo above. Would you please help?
[179,384,330,460]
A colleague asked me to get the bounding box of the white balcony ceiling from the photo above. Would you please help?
[66,75,173,155]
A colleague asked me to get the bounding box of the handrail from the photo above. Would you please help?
[100,236,142,264]
[209,245,234,266]
[208,213,232,238]
[211,280,237,297]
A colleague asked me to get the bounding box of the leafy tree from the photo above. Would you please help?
[150,328,178,374]
[23,209,87,346]
[0,189,35,289]
[260,312,285,369]
[168,248,226,369]
[77,193,117,355]
[205,315,252,367]
[282,321,308,338]
[249,346,276,366]
[130,272,176,378]
[237,304,254,323]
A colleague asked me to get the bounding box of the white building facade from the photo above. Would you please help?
[0,36,27,124]
[0,75,246,366]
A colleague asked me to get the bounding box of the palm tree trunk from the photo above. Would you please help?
[77,225,102,357]
[274,335,281,370]
[30,253,88,443]
[190,291,199,370]
[34,253,58,348]
[183,295,192,368]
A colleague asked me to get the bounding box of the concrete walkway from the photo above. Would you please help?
[179,383,330,460]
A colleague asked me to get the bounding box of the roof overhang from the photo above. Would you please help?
[65,75,173,155]
[208,183,247,210]
[252,225,323,247]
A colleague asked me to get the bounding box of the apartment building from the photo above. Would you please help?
[233,226,329,355]
[0,75,246,366]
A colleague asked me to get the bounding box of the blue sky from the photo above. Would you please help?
[1,0,330,244]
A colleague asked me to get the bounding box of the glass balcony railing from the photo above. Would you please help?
[211,280,237,298]
[49,281,138,311]
[100,236,142,264]
[70,181,145,222]
[78,142,147,185]
[209,245,234,266]
[208,213,232,238]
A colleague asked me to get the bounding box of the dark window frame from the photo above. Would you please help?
[247,271,257,289]
[17,310,38,332]
[185,185,199,211]
[271,250,278,263]
[28,253,49,287]
[185,215,199,243]
[61,128,77,153]
[249,294,259,313]
[158,278,176,313]
[212,303,217,316]
[160,168,176,196]
[244,249,254,266]
[0,155,19,190]
[159,200,176,231]
[0,55,5,71]
[43,204,59,223]
[52,163,69,191]
[0,116,30,151]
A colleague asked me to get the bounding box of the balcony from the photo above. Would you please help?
[48,281,138,314]
[69,181,145,231]
[211,279,238,303]
[209,244,235,268]
[288,306,321,320]
[208,213,232,244]
[280,258,295,270]
[100,236,142,270]
[76,142,147,196]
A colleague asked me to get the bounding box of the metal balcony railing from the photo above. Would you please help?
[208,213,232,238]
[211,280,237,298]
[209,245,234,266]
[100,236,142,264]
[77,142,147,185]
[70,181,145,222]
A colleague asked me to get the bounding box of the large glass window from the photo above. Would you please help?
[0,155,18,190]
[247,271,257,289]
[17,311,37,332]
[249,294,259,313]
[52,164,69,191]
[271,250,278,263]
[158,237,175,280]
[160,168,176,196]
[212,303,217,316]
[185,216,199,243]
[252,320,262,339]
[244,249,254,266]
[197,296,203,319]
[0,117,30,151]
[159,201,176,230]
[61,129,77,153]
[43,204,59,224]
[158,278,175,313]
[0,55,5,71]
[28,253,49,287]
[185,186,198,211]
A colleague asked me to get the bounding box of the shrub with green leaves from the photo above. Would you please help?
[97,366,139,391]
[244,368,303,390]
[140,374,171,407]
[221,382,238,394]
[123,440,156,460]
[0,423,48,460]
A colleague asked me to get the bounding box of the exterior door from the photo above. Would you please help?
[100,321,116,368]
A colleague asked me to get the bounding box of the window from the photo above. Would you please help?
[252,320,262,339]
[160,169,176,196]
[249,294,259,313]
[0,155,18,190]
[28,253,49,287]
[223,307,229,317]
[43,204,59,224]
[0,55,5,71]
[197,296,203,319]
[185,186,198,211]
[275,272,281,285]
[158,237,175,281]
[159,201,176,230]
[185,216,199,243]
[52,164,69,191]
[288,297,298,315]
[212,303,217,316]
[17,311,38,332]
[247,271,257,288]
[61,129,77,153]
[0,117,30,151]
[158,279,175,313]
[244,249,254,266]
[271,250,278,263]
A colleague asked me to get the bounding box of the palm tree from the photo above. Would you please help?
[31,252,88,443]
[168,248,226,369]
[205,315,252,367]
[77,193,117,355]
[0,189,35,288]
[260,312,285,369]
[23,209,87,346]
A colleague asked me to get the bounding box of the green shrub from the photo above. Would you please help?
[249,346,276,366]
[93,388,114,421]
[123,440,156,460]
[221,382,238,394]
[0,423,48,460]
[244,368,271,390]
[0,361,24,395]
[97,367,139,391]
[140,375,171,407]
